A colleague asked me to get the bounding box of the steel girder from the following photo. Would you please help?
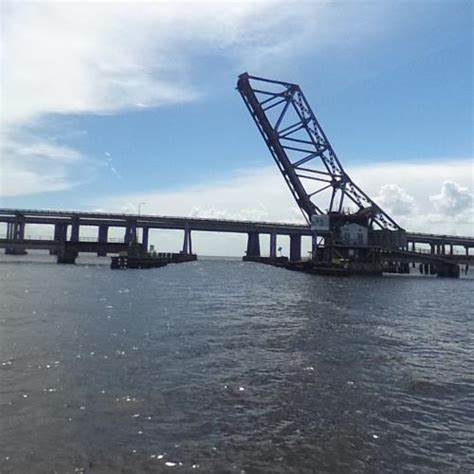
[237,73,402,231]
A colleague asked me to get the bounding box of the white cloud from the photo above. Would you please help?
[0,132,97,196]
[0,0,394,197]
[113,165,303,223]
[1,1,325,127]
[374,184,416,216]
[429,181,473,216]
[352,160,474,235]
[14,158,472,255]
[96,159,473,256]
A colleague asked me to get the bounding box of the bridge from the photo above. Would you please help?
[1,73,472,276]
[0,209,472,266]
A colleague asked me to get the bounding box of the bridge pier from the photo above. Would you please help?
[57,249,78,264]
[97,224,108,256]
[269,232,277,259]
[311,234,318,259]
[410,241,416,267]
[5,220,27,255]
[289,234,301,262]
[124,220,137,245]
[142,227,149,252]
[437,262,460,278]
[53,222,67,242]
[50,222,68,255]
[246,232,260,258]
[182,226,193,255]
[70,217,80,242]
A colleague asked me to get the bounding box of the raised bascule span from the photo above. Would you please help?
[237,73,405,246]
[0,74,472,276]
[236,73,469,276]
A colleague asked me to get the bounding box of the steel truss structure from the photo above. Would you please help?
[237,73,402,231]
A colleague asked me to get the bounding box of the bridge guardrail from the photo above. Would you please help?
[1,235,126,243]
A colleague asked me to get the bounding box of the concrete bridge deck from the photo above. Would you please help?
[1,208,473,242]
[0,208,473,264]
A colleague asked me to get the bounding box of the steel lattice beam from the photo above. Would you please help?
[237,73,402,231]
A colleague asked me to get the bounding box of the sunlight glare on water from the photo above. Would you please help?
[0,256,473,472]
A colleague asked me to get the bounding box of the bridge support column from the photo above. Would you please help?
[70,217,80,242]
[246,232,260,258]
[124,220,137,245]
[54,222,67,242]
[437,262,460,278]
[97,224,108,256]
[430,243,435,254]
[311,233,318,260]
[57,249,78,264]
[290,234,301,262]
[5,220,27,255]
[51,222,68,255]
[466,246,469,256]
[450,244,454,255]
[269,232,277,259]
[15,220,25,241]
[182,226,193,255]
[6,222,13,240]
[142,227,149,252]
[5,222,13,243]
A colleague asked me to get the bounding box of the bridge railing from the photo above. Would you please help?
[0,235,125,243]
[0,208,309,227]
[408,247,468,256]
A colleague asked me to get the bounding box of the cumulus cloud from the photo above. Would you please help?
[429,181,473,216]
[98,159,474,239]
[374,184,416,216]
[12,159,472,255]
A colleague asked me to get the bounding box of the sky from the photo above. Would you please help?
[0,0,473,255]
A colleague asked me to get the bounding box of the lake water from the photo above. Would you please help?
[1,256,473,473]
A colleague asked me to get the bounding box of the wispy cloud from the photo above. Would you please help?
[0,131,97,197]
[1,1,330,127]
[0,0,393,197]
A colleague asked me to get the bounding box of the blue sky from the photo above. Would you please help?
[1,0,473,239]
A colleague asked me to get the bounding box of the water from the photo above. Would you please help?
[1,256,473,473]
